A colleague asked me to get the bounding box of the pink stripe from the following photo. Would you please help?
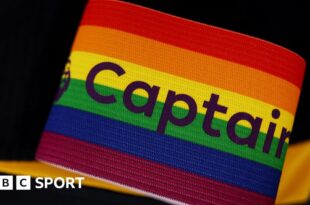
[36,132,274,205]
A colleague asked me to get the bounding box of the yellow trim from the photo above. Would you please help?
[276,140,310,204]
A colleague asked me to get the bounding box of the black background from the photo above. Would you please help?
[0,0,308,204]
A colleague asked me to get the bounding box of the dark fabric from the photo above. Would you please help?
[0,0,87,159]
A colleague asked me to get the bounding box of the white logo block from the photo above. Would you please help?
[0,176,13,190]
[16,176,31,190]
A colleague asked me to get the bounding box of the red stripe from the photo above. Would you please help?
[36,132,274,205]
[79,0,305,88]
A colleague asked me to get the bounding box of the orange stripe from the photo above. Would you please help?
[72,26,300,115]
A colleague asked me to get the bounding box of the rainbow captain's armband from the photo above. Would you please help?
[36,1,306,204]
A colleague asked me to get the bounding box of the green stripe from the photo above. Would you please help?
[55,79,287,170]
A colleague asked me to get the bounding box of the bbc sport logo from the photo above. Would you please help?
[0,175,84,190]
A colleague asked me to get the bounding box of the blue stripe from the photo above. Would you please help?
[45,105,280,197]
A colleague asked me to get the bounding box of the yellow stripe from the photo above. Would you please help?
[0,161,141,196]
[70,51,294,139]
